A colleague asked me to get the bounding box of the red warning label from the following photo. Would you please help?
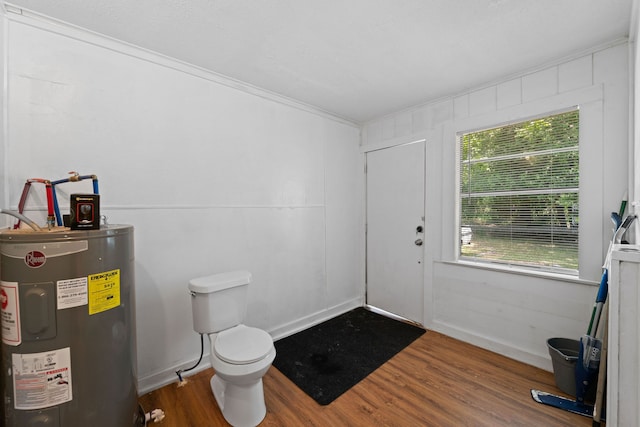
[1,282,21,346]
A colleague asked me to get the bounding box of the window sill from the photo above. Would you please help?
[444,259,598,286]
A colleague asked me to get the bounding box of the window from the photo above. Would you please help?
[459,109,579,274]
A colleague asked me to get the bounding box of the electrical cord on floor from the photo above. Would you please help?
[175,333,204,384]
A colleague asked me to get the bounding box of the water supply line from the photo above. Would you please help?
[51,171,99,226]
[175,333,204,384]
[0,209,42,231]
[15,178,55,229]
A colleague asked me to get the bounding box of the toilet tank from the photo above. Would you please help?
[188,271,251,334]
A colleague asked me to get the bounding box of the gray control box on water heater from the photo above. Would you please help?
[0,225,142,427]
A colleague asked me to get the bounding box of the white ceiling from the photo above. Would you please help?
[7,0,635,123]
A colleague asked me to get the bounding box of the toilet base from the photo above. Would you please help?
[210,374,267,427]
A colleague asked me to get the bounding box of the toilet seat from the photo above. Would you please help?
[214,325,273,364]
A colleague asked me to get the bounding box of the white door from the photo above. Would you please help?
[366,140,425,324]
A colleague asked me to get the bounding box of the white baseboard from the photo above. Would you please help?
[137,297,363,395]
[430,320,553,372]
[269,298,362,341]
[137,358,213,396]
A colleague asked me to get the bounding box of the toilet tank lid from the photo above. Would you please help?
[188,270,252,293]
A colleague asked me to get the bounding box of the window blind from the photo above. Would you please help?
[459,109,579,273]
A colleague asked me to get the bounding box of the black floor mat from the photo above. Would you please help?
[272,307,426,405]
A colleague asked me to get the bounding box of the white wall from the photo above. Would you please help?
[0,13,5,212]
[1,10,362,392]
[363,43,630,370]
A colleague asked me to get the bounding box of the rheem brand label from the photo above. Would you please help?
[25,250,46,268]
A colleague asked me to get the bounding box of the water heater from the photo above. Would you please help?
[0,225,142,426]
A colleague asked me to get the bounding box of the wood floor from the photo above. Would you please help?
[138,330,595,426]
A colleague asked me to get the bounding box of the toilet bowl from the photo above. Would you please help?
[209,325,276,427]
[188,271,275,427]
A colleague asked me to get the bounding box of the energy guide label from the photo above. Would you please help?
[88,269,120,315]
[12,347,73,410]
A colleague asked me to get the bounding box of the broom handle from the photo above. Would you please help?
[592,300,608,426]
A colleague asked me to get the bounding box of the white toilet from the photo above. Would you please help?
[188,271,276,427]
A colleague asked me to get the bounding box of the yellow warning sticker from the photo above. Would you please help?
[88,269,120,315]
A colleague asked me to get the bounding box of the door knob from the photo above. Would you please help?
[414,239,423,246]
